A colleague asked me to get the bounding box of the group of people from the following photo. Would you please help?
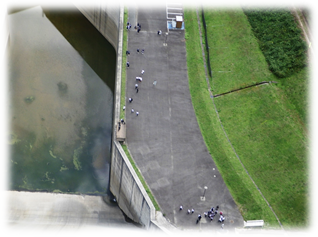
[124,21,148,118]
[127,22,141,33]
[179,205,226,225]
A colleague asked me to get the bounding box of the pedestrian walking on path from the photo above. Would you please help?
[141,49,144,54]
[126,61,130,67]
[157,30,162,35]
[137,48,140,53]
[135,83,138,89]
[187,209,190,214]
[179,205,183,211]
[136,111,139,116]
[136,77,142,82]
[191,209,194,214]
[141,69,145,75]
[129,97,133,103]
[126,50,130,55]
[123,105,125,111]
[131,109,134,113]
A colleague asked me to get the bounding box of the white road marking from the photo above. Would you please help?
[168,12,183,15]
[167,7,182,11]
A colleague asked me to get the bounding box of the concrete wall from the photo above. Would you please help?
[111,141,156,228]
[76,3,120,52]
[0,4,9,67]
[110,141,173,236]
[76,4,159,229]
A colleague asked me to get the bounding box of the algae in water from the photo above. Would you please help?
[73,146,83,170]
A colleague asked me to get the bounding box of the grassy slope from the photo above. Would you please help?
[277,68,309,127]
[184,9,279,227]
[204,9,276,94]
[214,86,308,227]
[185,8,308,228]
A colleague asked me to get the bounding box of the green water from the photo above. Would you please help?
[7,5,116,195]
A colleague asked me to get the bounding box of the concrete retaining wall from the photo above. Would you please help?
[111,141,156,228]
[76,4,158,229]
[0,4,9,67]
[110,141,172,236]
[76,3,120,52]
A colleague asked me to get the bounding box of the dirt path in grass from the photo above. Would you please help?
[290,0,318,73]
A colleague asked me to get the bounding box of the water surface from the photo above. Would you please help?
[8,5,116,195]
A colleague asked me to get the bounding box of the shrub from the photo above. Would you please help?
[244,9,307,78]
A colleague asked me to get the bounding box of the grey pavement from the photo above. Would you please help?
[125,4,244,232]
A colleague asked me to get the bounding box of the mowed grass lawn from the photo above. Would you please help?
[184,8,309,228]
[214,86,308,227]
[184,9,279,228]
[204,10,277,94]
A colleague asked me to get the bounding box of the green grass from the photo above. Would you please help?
[119,8,159,212]
[204,9,277,94]
[184,9,279,227]
[184,8,308,228]
[214,85,308,228]
[276,68,309,127]
[121,144,160,211]
[244,9,307,78]
[120,9,128,120]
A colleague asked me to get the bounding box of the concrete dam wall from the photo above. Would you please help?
[76,3,120,52]
[0,4,9,67]
[76,5,159,230]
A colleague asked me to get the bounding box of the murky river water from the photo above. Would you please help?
[7,5,116,195]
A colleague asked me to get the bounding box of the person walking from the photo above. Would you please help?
[135,83,138,89]
[129,97,133,103]
[136,111,139,116]
[131,109,134,113]
[141,69,145,75]
[137,48,140,53]
[126,61,130,67]
[179,205,183,211]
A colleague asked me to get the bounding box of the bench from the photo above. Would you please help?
[243,220,264,228]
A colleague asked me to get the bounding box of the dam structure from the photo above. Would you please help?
[1,0,171,236]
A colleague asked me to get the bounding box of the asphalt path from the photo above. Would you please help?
[125,4,244,232]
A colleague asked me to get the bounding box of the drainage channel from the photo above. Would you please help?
[213,81,278,98]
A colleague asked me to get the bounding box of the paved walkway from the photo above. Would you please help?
[125,4,244,232]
